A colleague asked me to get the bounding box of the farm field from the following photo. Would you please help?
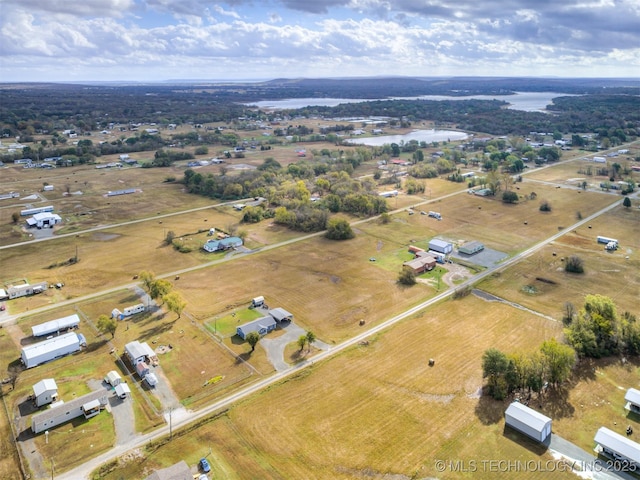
[479,203,640,318]
[524,157,639,188]
[98,294,579,480]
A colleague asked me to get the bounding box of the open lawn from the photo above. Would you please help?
[479,203,640,318]
[0,328,23,480]
[99,295,575,480]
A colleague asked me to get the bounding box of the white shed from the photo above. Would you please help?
[32,378,58,407]
[625,388,640,414]
[505,402,552,443]
[428,239,453,255]
[104,370,122,386]
[594,427,640,466]
[114,382,131,399]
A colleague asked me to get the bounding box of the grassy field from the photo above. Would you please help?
[0,327,24,480]
[479,203,640,318]
[98,294,577,480]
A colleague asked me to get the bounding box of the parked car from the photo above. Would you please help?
[199,457,211,473]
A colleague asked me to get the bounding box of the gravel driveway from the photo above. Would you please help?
[261,322,331,371]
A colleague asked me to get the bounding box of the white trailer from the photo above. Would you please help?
[32,314,80,337]
[21,332,82,368]
[597,236,618,246]
[20,206,54,216]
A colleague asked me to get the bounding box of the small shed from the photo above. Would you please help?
[428,239,453,255]
[625,388,640,414]
[269,308,293,323]
[594,427,640,466]
[136,362,150,378]
[82,399,103,419]
[251,296,265,308]
[32,378,58,407]
[237,316,277,340]
[114,382,131,399]
[505,402,552,443]
[104,370,122,386]
[459,241,485,255]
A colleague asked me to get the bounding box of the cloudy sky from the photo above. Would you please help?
[1,0,639,83]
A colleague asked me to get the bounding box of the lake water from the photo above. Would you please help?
[344,129,468,147]
[247,91,574,113]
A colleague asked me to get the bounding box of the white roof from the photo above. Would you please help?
[125,340,152,361]
[114,383,131,396]
[33,378,57,396]
[32,314,80,336]
[594,427,640,464]
[105,370,121,382]
[625,388,640,406]
[505,402,551,433]
[82,399,102,411]
[22,333,80,362]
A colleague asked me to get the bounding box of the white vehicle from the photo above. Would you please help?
[145,373,158,387]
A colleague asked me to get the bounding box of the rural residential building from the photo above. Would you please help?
[8,282,48,299]
[458,241,485,255]
[202,236,243,252]
[20,206,54,216]
[237,316,277,340]
[31,389,108,434]
[32,379,58,407]
[21,332,85,369]
[403,254,437,274]
[594,427,640,466]
[124,340,157,366]
[625,388,640,414]
[504,402,552,443]
[143,460,192,480]
[428,239,453,255]
[32,314,80,337]
[268,308,293,322]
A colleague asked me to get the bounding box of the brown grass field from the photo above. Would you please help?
[2,137,639,478]
[479,203,640,318]
[99,295,581,480]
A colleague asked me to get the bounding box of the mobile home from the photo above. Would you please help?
[21,332,83,368]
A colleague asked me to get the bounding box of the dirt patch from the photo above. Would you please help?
[155,345,173,355]
[92,232,120,241]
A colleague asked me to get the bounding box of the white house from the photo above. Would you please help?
[594,427,640,466]
[625,388,640,414]
[32,378,58,407]
[124,340,157,366]
[31,389,108,434]
[505,402,552,443]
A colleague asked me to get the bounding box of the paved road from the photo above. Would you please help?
[549,434,637,480]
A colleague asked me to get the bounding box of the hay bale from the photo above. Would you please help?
[428,358,435,366]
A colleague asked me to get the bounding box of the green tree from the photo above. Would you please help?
[150,279,173,303]
[540,338,576,387]
[565,294,619,358]
[97,314,117,339]
[297,335,307,352]
[246,331,260,352]
[623,197,631,209]
[539,201,552,212]
[139,270,155,293]
[482,348,509,400]
[502,191,518,204]
[164,291,187,319]
[325,218,354,240]
[164,230,176,246]
[306,331,316,349]
[398,267,416,286]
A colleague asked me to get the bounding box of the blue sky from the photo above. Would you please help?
[1,0,639,83]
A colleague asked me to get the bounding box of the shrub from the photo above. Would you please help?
[539,200,552,212]
[398,268,416,286]
[565,255,584,273]
[502,191,519,204]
